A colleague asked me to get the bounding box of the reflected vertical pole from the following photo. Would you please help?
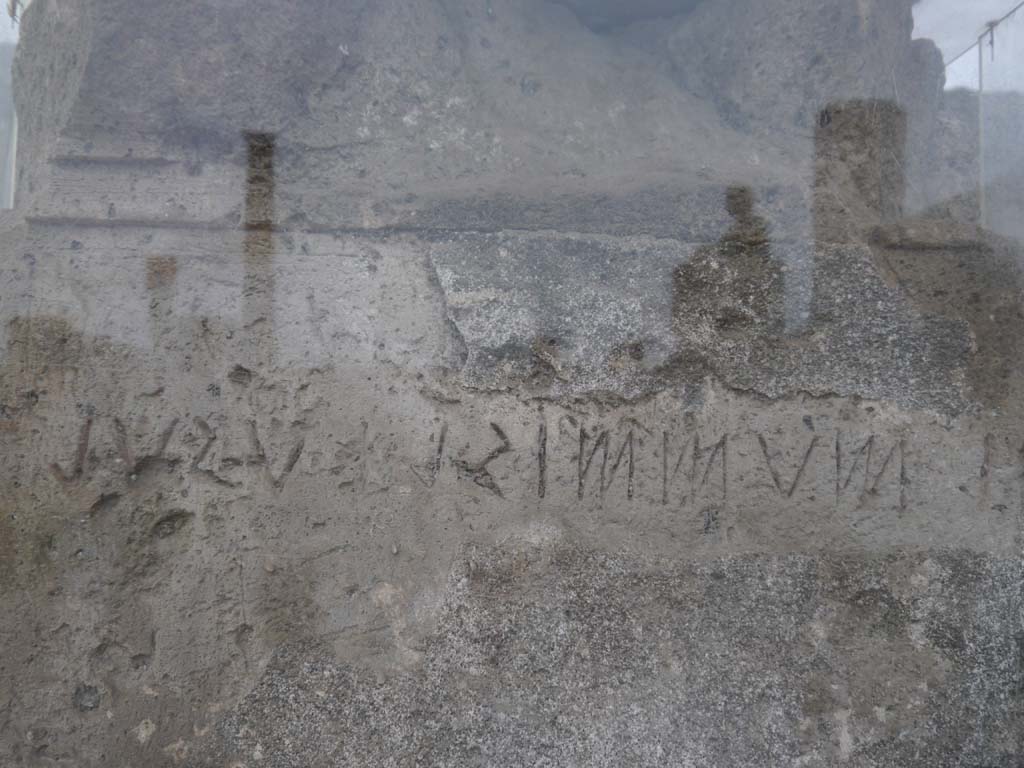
[978,34,986,229]
[242,131,276,360]
[5,111,16,208]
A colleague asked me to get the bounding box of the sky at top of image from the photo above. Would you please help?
[0,1,1017,56]
[0,2,1019,78]
[914,0,1023,59]
[915,0,1024,90]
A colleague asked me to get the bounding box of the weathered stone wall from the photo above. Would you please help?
[0,1,1022,766]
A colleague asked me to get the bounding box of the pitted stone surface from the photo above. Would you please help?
[191,544,1024,768]
[433,231,974,411]
[2,0,1024,766]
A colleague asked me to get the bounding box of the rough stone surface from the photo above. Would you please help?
[192,544,1024,767]
[660,0,940,135]
[432,220,975,411]
[1,1,1023,766]
[552,0,703,31]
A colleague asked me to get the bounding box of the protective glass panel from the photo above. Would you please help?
[1,2,1023,766]
[982,5,1024,239]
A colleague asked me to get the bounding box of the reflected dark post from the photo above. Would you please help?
[671,182,784,369]
[721,185,769,245]
[242,131,276,347]
[146,255,178,348]
[813,100,907,243]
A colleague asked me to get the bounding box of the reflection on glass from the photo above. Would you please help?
[1,2,1024,766]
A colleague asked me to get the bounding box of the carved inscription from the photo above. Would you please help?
[577,425,635,501]
[32,407,1013,531]
[537,421,547,499]
[663,431,727,507]
[453,423,511,498]
[113,416,179,477]
[835,432,907,511]
[49,417,92,485]
[247,420,305,489]
[411,424,447,489]
[757,433,819,498]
